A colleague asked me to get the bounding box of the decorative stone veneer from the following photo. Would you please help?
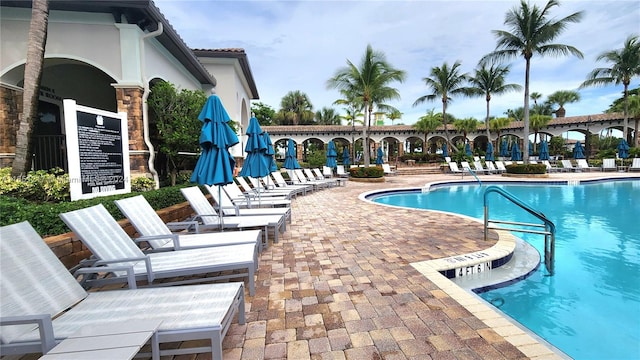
[115,86,149,175]
[0,85,23,167]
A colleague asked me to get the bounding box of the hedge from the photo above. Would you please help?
[0,184,190,237]
[349,166,384,178]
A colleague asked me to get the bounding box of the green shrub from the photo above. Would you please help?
[131,176,156,192]
[0,184,189,237]
[0,167,70,202]
[349,166,384,178]
[505,164,547,174]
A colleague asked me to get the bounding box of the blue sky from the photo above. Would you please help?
[155,0,640,125]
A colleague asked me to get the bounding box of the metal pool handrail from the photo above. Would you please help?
[463,166,482,186]
[483,185,556,275]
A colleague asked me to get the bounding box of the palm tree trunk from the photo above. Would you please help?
[12,0,49,177]
[623,83,629,142]
[362,102,370,166]
[442,99,453,152]
[522,58,531,164]
[485,98,491,147]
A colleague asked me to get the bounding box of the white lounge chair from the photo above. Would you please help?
[561,160,579,172]
[448,162,464,175]
[472,161,490,175]
[0,221,246,360]
[239,176,292,199]
[381,163,397,176]
[495,160,508,173]
[312,168,338,186]
[270,171,312,195]
[204,184,291,226]
[59,204,259,295]
[181,186,286,245]
[576,159,599,171]
[305,168,336,187]
[485,161,500,174]
[115,195,264,252]
[542,160,559,173]
[225,181,292,208]
[336,165,349,178]
[629,158,640,171]
[602,158,616,172]
[322,166,333,178]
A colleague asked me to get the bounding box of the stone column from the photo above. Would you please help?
[296,143,303,162]
[0,85,22,168]
[114,86,149,175]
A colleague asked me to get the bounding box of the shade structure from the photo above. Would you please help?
[500,140,509,158]
[263,131,278,172]
[326,140,337,169]
[239,117,270,178]
[442,143,448,157]
[538,141,550,160]
[617,139,630,159]
[375,147,384,165]
[529,141,534,156]
[283,138,301,169]
[465,143,472,156]
[485,142,494,161]
[511,142,522,161]
[190,94,239,229]
[573,141,585,159]
[191,94,239,186]
[342,146,351,166]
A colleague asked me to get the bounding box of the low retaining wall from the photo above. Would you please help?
[45,201,195,269]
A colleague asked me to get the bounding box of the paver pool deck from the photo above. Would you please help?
[211,171,638,360]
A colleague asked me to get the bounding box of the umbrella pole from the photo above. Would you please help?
[218,185,224,232]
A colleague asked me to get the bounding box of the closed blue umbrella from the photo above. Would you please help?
[465,143,472,156]
[573,141,585,159]
[283,138,301,169]
[190,94,239,228]
[511,142,522,161]
[326,140,337,169]
[442,143,448,157]
[376,147,384,165]
[539,140,550,160]
[342,146,350,166]
[485,142,494,161]
[263,131,277,173]
[500,140,509,158]
[617,139,630,159]
[239,117,270,204]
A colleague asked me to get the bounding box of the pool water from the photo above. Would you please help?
[372,180,640,360]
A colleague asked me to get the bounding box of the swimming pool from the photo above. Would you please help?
[371,180,640,360]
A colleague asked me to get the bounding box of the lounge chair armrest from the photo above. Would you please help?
[136,234,183,250]
[74,261,141,289]
[1,314,56,354]
[166,220,199,233]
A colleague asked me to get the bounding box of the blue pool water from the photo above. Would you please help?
[371,180,640,360]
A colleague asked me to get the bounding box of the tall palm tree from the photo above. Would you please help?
[327,44,406,166]
[12,0,49,177]
[314,107,341,125]
[530,91,543,106]
[482,0,584,163]
[468,62,522,143]
[414,109,442,153]
[275,90,314,125]
[580,34,640,144]
[546,90,580,117]
[413,61,474,152]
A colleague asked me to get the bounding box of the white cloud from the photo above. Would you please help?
[155,0,640,124]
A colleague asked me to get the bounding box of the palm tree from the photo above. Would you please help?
[314,107,341,125]
[12,0,49,177]
[453,118,479,145]
[489,117,513,144]
[580,34,640,144]
[413,61,474,152]
[530,91,543,105]
[482,0,584,163]
[387,109,403,125]
[327,44,406,166]
[546,90,580,117]
[414,109,442,153]
[275,90,314,125]
[468,62,522,143]
[530,114,553,151]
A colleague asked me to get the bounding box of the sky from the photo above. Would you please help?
[154,0,640,126]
